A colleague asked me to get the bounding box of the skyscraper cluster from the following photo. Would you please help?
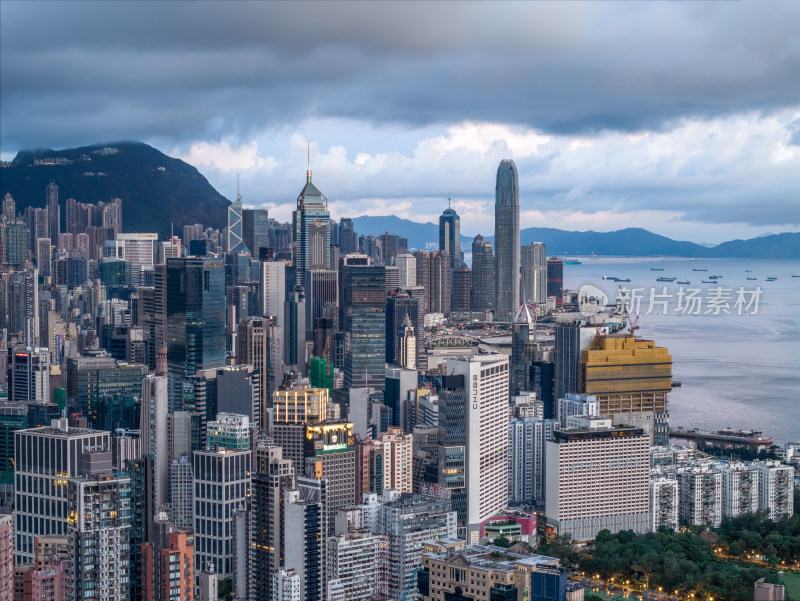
[0,163,794,601]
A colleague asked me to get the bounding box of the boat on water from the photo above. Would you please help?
[709,275,722,279]
[766,276,777,281]
[747,277,757,280]
[656,277,676,282]
[692,268,708,271]
[702,280,715,283]
[792,275,800,278]
[602,275,616,280]
[651,268,664,271]
[616,278,631,282]
[564,259,582,265]
[670,428,773,447]
[745,269,752,272]
[677,280,690,285]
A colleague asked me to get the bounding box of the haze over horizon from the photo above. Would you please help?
[2,1,799,245]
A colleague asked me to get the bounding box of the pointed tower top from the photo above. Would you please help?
[236,173,242,203]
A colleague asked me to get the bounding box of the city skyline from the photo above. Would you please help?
[1,2,799,244]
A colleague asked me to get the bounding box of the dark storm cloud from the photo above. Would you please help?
[2,1,799,152]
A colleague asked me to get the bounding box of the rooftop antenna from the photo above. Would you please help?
[307,140,312,183]
[448,195,451,209]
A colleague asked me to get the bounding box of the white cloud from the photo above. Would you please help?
[173,110,800,244]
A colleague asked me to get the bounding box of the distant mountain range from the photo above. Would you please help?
[0,141,229,237]
[352,216,800,259]
[1,142,796,258]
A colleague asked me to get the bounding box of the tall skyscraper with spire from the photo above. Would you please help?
[293,161,330,288]
[439,200,462,268]
[46,182,59,244]
[227,175,247,253]
[494,159,520,320]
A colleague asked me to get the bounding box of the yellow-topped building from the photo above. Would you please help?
[579,335,672,443]
[272,385,329,424]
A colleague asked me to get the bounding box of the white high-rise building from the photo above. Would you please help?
[396,252,416,287]
[677,465,722,527]
[446,354,510,540]
[756,461,794,520]
[108,233,157,287]
[546,417,650,542]
[719,462,759,518]
[141,347,169,510]
[273,568,302,601]
[650,476,679,531]
[327,529,389,601]
[378,427,413,494]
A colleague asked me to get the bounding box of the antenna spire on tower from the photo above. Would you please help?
[236,173,242,203]
[307,140,312,183]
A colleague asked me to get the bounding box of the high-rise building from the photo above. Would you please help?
[510,304,537,395]
[46,182,60,245]
[141,347,169,510]
[677,465,722,527]
[470,235,495,313]
[521,242,546,304]
[341,261,386,391]
[439,203,462,268]
[0,512,11,601]
[443,354,510,540]
[13,420,111,564]
[227,185,247,253]
[170,455,193,530]
[451,267,471,312]
[719,462,759,518]
[66,354,148,430]
[192,447,251,577]
[386,290,421,367]
[242,208,269,255]
[249,444,295,601]
[756,460,794,520]
[142,526,194,601]
[546,258,563,306]
[378,426,414,494]
[284,479,327,601]
[338,218,358,256]
[207,413,251,450]
[166,257,226,410]
[494,159,520,320]
[650,476,679,532]
[305,269,337,336]
[293,169,330,287]
[545,418,650,541]
[110,233,158,287]
[327,528,389,601]
[580,334,672,445]
[237,316,271,424]
[396,252,416,287]
[508,416,556,505]
[9,346,50,403]
[304,423,356,535]
[553,323,602,416]
[2,192,15,222]
[67,451,132,601]
[379,495,458,601]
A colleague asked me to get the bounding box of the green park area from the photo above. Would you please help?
[781,572,800,599]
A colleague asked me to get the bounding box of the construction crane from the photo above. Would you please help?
[401,566,421,601]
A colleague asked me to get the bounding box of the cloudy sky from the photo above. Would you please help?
[2,1,799,244]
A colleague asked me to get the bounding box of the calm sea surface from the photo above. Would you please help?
[562,257,800,446]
